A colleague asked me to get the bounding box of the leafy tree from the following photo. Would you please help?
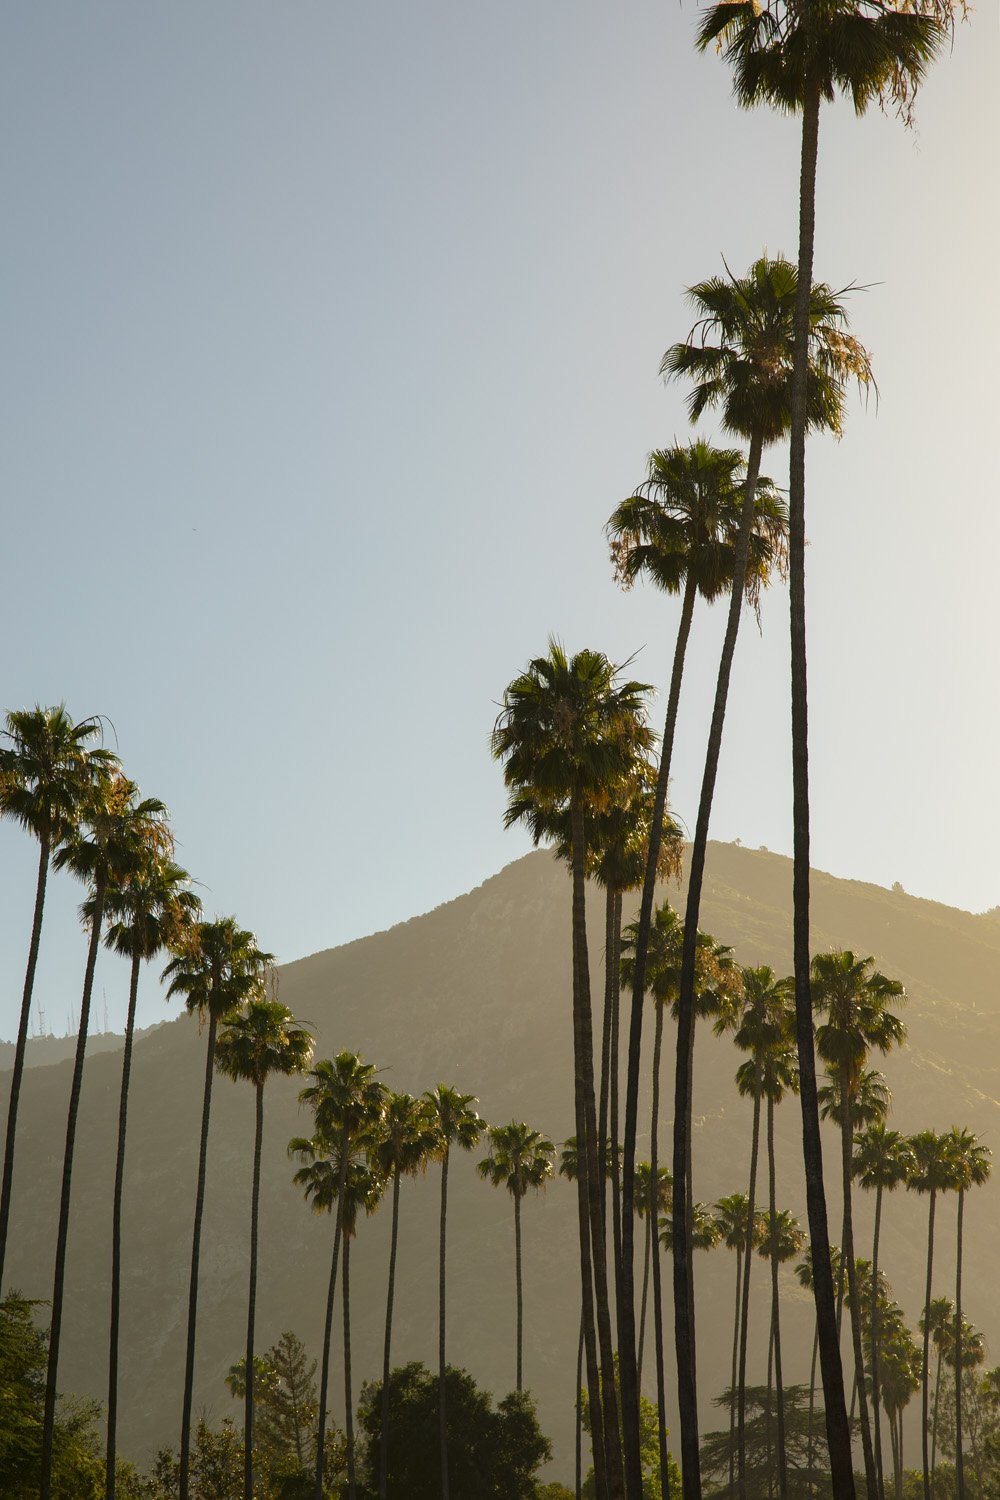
[355,1362,551,1500]
[0,705,116,1290]
[581,1357,681,1500]
[216,999,313,1500]
[478,1121,555,1392]
[163,918,274,1500]
[700,1384,832,1499]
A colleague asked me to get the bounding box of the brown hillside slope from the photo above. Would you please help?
[3,842,999,1479]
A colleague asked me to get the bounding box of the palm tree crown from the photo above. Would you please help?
[216,1000,314,1091]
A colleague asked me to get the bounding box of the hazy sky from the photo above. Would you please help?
[1,2,997,1041]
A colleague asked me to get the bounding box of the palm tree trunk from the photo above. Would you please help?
[955,1185,966,1500]
[0,834,49,1290]
[610,892,624,1297]
[572,797,624,1500]
[315,1128,348,1500]
[790,72,855,1500]
[768,1098,789,1500]
[888,1409,899,1500]
[650,999,670,1489]
[600,888,615,1222]
[439,1145,452,1500]
[576,1313,584,1500]
[672,424,766,1500]
[729,1239,743,1499]
[931,1342,942,1484]
[807,1321,819,1498]
[840,1092,877,1499]
[178,1005,220,1500]
[738,1072,763,1500]
[870,1184,886,1500]
[243,1081,265,1500]
[344,1230,356,1500]
[766,1310,775,1500]
[40,872,107,1500]
[620,570,698,1499]
[515,1190,524,1392]
[921,1189,937,1500]
[637,1209,651,1385]
[379,1163,402,1500]
[106,947,141,1500]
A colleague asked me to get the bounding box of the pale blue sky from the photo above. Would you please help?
[2,2,997,1039]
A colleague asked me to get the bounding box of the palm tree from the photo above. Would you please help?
[755,1210,806,1500]
[98,854,201,1500]
[853,1125,915,1500]
[716,1193,766,1497]
[633,1161,672,1386]
[664,257,872,1500]
[478,1120,555,1391]
[729,965,794,1500]
[812,950,906,1498]
[0,704,116,1288]
[296,1053,386,1500]
[878,1307,921,1500]
[493,641,652,1500]
[697,6,952,1491]
[338,1155,384,1500]
[41,770,169,1500]
[424,1085,484,1500]
[163,917,274,1500]
[908,1129,956,1500]
[609,440,786,1491]
[368,1092,439,1500]
[943,1127,991,1500]
[215,998,313,1500]
[920,1296,954,1489]
[796,1244,843,1500]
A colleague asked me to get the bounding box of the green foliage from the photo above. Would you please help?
[700,1385,830,1498]
[581,1362,680,1499]
[227,1332,320,1475]
[355,1362,551,1499]
[0,1293,109,1499]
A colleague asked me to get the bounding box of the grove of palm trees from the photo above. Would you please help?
[0,4,995,1500]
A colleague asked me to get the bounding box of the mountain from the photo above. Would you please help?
[3,842,999,1482]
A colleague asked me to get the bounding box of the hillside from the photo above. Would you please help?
[3,842,999,1480]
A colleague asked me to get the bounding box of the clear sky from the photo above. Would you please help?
[1,2,997,1041]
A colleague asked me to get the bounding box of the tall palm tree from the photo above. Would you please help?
[812,950,905,1498]
[215,998,313,1500]
[697,7,951,1492]
[633,1161,672,1386]
[296,1052,386,1500]
[0,704,116,1288]
[664,257,873,1500]
[853,1125,915,1500]
[755,1210,806,1500]
[907,1128,956,1500]
[729,965,794,1500]
[338,1155,385,1500]
[493,641,653,1500]
[796,1243,843,1500]
[41,770,169,1500]
[609,439,786,1492]
[716,1193,766,1498]
[943,1126,991,1500]
[163,917,274,1500]
[877,1307,921,1500]
[97,854,201,1500]
[920,1296,954,1490]
[478,1120,555,1391]
[368,1092,439,1500]
[424,1085,484,1500]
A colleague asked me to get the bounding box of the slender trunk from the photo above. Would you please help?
[637,1209,651,1385]
[955,1186,966,1500]
[572,798,623,1499]
[931,1342,942,1483]
[576,1314,584,1500]
[515,1190,524,1392]
[0,835,50,1289]
[738,1071,763,1500]
[768,1098,789,1500]
[600,888,615,1224]
[344,1230,356,1500]
[439,1145,452,1500]
[620,571,698,1499]
[243,1082,264,1500]
[840,1090,877,1499]
[969,1380,984,1500]
[650,1000,669,1488]
[314,1128,348,1500]
[871,1184,886,1500]
[106,948,142,1500]
[888,1409,899,1500]
[897,1410,904,1500]
[40,873,107,1500]
[673,424,766,1500]
[790,79,855,1500]
[729,1241,743,1499]
[807,1322,819,1498]
[379,1164,402,1500]
[179,1007,220,1500]
[610,892,624,1295]
[921,1189,937,1500]
[766,1310,775,1500]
